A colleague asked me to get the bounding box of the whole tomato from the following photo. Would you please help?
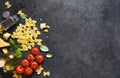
[36,54,45,63]
[24,67,33,75]
[27,54,35,62]
[30,61,39,70]
[16,65,24,74]
[31,47,40,56]
[22,59,30,67]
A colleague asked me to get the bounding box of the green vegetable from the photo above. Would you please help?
[15,50,22,58]
[12,45,18,50]
[20,13,27,19]
[9,39,23,58]
[40,44,49,52]
[9,38,15,46]
[46,54,53,58]
[17,45,23,49]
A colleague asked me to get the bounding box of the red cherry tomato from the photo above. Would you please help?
[22,59,30,67]
[27,54,35,62]
[16,65,24,74]
[36,54,45,63]
[24,67,33,75]
[31,47,40,56]
[30,61,39,70]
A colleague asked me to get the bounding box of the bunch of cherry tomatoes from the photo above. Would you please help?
[15,47,44,75]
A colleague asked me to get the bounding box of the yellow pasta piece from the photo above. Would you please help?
[44,29,49,33]
[36,31,40,34]
[35,65,44,75]
[43,71,50,77]
[18,10,23,15]
[37,42,42,46]
[5,1,11,8]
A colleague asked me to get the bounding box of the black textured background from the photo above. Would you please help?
[0,0,120,78]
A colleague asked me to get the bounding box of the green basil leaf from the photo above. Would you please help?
[40,44,49,52]
[17,45,23,49]
[9,38,15,46]
[20,13,27,19]
[15,50,22,58]
[12,45,18,50]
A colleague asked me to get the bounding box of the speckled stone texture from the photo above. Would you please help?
[0,0,120,78]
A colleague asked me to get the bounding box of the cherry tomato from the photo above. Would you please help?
[31,47,40,56]
[24,67,33,75]
[22,59,30,67]
[27,54,35,62]
[16,65,24,74]
[30,61,39,70]
[36,54,45,63]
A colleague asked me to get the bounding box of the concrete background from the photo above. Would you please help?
[0,0,120,78]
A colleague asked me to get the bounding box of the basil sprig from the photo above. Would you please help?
[9,38,23,58]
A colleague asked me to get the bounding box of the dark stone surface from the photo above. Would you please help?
[0,0,120,78]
